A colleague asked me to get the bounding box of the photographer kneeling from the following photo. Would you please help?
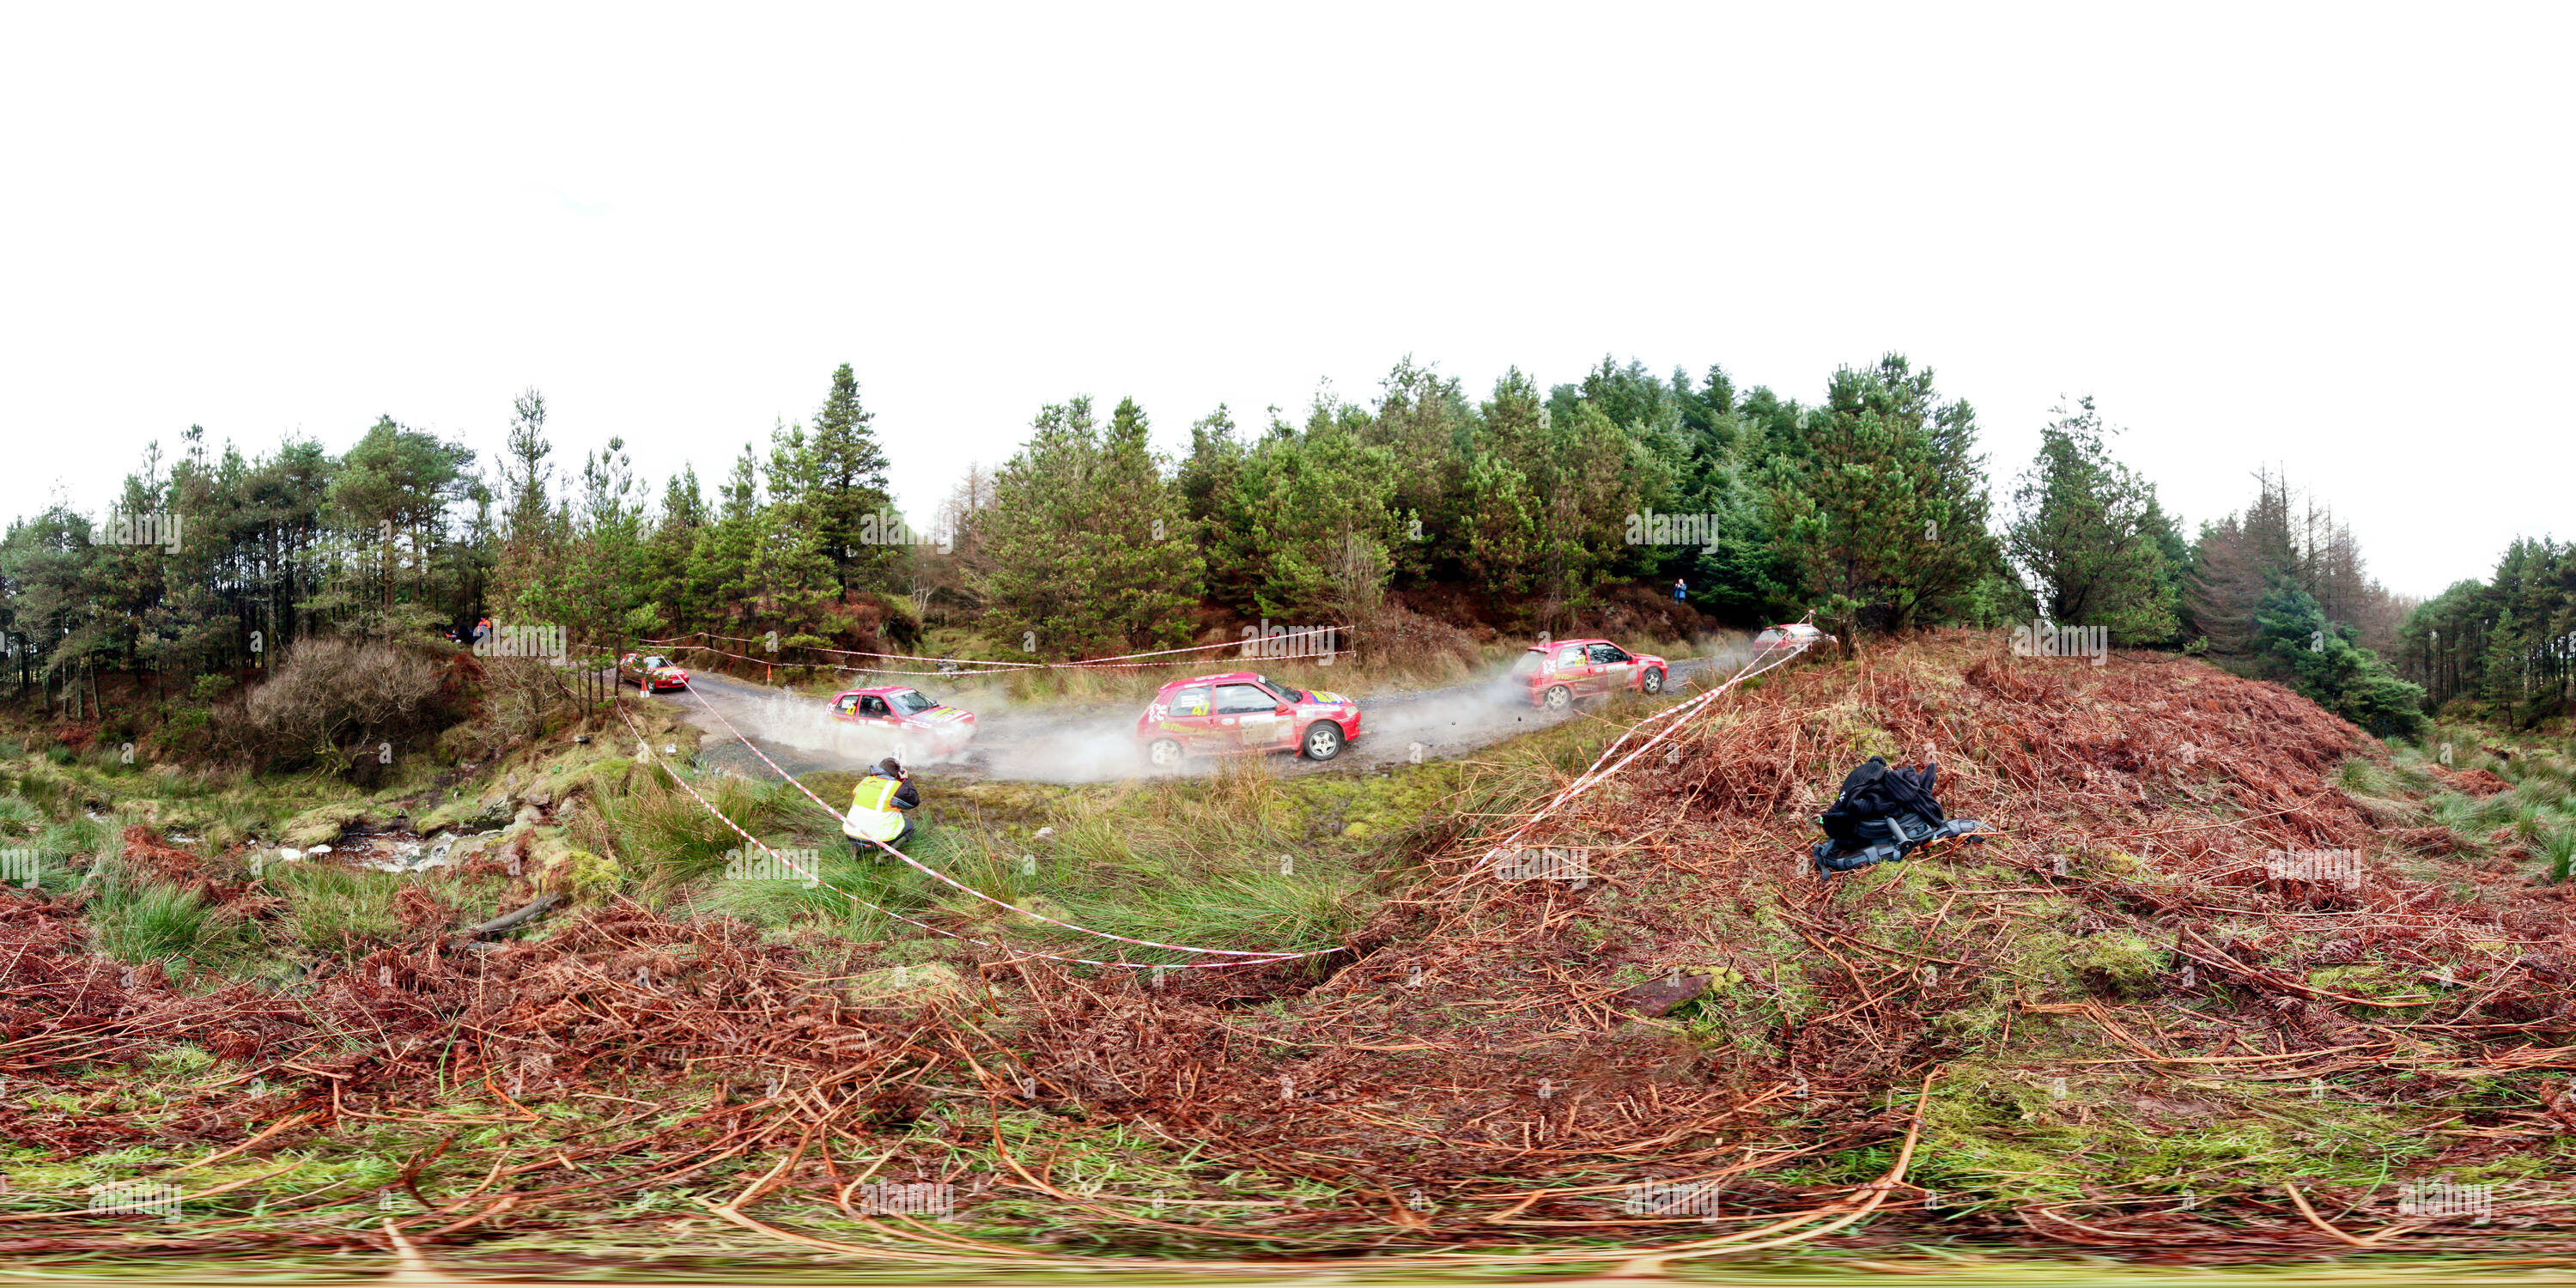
[844,756,920,856]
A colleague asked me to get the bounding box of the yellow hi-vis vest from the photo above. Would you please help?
[843,775,906,844]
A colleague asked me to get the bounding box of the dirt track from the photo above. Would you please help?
[659,653,1744,785]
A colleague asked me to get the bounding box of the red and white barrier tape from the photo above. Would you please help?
[614,705,1306,971]
[654,641,1025,679]
[676,682,1335,963]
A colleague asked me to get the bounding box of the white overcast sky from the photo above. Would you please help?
[2,4,2567,598]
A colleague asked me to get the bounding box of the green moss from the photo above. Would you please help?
[533,829,623,904]
[278,803,367,848]
[2070,931,2167,999]
[2310,963,2433,1011]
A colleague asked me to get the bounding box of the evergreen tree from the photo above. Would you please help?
[975,397,1201,656]
[805,363,895,596]
[686,446,763,633]
[2256,583,2427,737]
[1765,356,1998,638]
[641,467,707,629]
[2003,398,2180,643]
[495,388,560,617]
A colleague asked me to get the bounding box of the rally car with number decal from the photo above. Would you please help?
[1499,638,1669,713]
[1135,672,1360,767]
[827,685,980,758]
[617,653,691,691]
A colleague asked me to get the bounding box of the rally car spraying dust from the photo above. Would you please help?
[617,653,691,691]
[1499,638,1669,713]
[1135,671,1361,767]
[1752,622,1836,656]
[827,685,979,758]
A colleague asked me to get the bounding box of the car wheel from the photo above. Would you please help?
[1146,738,1185,768]
[1301,721,1345,762]
[1542,685,1572,714]
[1641,667,1665,696]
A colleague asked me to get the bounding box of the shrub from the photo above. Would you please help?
[240,637,447,774]
[2254,585,2426,738]
[480,655,569,745]
[149,705,216,762]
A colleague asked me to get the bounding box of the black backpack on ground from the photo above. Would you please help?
[1810,756,1984,874]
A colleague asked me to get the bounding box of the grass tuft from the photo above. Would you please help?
[263,863,405,954]
[2541,827,2576,884]
[86,866,249,967]
[603,774,800,890]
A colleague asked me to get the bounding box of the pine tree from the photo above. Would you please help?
[495,388,560,617]
[687,447,762,632]
[975,397,1202,656]
[1765,356,1998,638]
[2003,398,2180,643]
[805,363,894,596]
[641,468,707,629]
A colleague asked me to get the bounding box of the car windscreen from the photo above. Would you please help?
[643,657,668,668]
[1213,683,1275,714]
[1511,652,1543,675]
[890,690,937,714]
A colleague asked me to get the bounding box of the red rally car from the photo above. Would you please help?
[618,653,691,692]
[1501,638,1669,713]
[827,685,979,757]
[1135,671,1360,768]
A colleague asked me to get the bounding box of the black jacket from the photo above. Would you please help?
[1818,756,1943,851]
